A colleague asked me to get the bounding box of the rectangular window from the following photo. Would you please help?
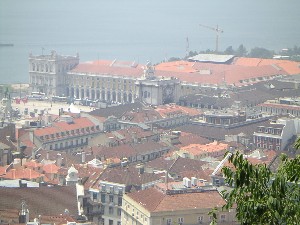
[166,219,172,225]
[93,192,97,200]
[117,208,121,216]
[101,194,106,203]
[109,195,114,203]
[220,214,226,222]
[109,206,114,215]
[198,216,203,224]
[178,217,184,224]
[118,196,122,206]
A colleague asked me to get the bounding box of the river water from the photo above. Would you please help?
[0,0,300,84]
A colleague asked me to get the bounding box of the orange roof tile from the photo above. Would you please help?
[70,60,144,78]
[43,164,60,174]
[155,104,201,117]
[127,188,226,212]
[34,117,96,137]
[181,142,228,156]
[1,168,44,180]
[23,160,42,169]
[156,61,286,86]
[234,57,300,75]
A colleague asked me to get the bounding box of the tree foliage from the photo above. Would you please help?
[221,141,300,225]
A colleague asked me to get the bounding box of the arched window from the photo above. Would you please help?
[45,64,48,72]
[32,63,35,71]
[37,65,39,71]
[144,91,148,98]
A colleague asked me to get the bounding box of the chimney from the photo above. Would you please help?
[46,151,49,160]
[81,151,86,163]
[19,201,29,223]
[165,170,169,190]
[56,153,62,167]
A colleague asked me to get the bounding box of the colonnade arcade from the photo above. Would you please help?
[66,87,134,103]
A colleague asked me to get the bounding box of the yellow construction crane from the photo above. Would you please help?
[199,24,224,52]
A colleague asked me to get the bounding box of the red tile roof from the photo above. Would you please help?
[1,168,44,180]
[126,188,226,212]
[181,142,228,156]
[70,60,144,78]
[43,164,60,174]
[155,104,201,118]
[34,117,96,137]
[24,160,43,169]
[156,60,288,85]
[234,57,300,75]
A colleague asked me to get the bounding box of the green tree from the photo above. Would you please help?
[248,47,274,58]
[224,46,235,55]
[221,145,300,225]
[236,44,247,57]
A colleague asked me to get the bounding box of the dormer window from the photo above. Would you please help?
[51,134,55,138]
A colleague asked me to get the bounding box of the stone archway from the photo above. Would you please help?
[76,88,79,99]
[112,92,116,102]
[66,87,70,97]
[101,90,106,101]
[96,90,100,100]
[81,89,85,99]
[123,93,128,103]
[117,92,122,103]
[107,91,111,101]
[70,87,75,98]
[86,89,90,99]
[128,93,133,103]
[91,90,95,100]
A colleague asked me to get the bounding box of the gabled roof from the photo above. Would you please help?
[234,57,300,75]
[1,168,44,180]
[69,60,144,78]
[34,117,96,137]
[126,188,225,212]
[43,164,60,174]
[99,165,161,186]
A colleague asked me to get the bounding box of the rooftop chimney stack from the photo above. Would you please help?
[56,153,62,167]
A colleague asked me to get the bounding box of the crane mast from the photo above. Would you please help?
[199,24,224,52]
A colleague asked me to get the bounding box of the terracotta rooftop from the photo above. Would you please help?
[23,160,43,169]
[181,142,228,155]
[42,163,60,174]
[234,57,300,75]
[155,60,288,85]
[126,188,226,212]
[154,104,201,118]
[1,168,44,180]
[34,117,96,137]
[98,164,161,186]
[176,132,210,148]
[70,60,144,78]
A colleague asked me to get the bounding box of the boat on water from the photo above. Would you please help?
[0,43,14,47]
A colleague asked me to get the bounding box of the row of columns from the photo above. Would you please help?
[66,87,135,103]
